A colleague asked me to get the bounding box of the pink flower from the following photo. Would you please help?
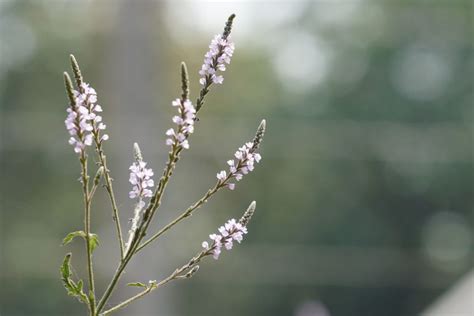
[129,161,154,199]
[165,98,196,149]
[216,141,262,190]
[65,82,108,154]
[199,34,235,86]
[201,218,248,260]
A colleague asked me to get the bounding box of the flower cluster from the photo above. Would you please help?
[202,219,248,260]
[65,83,108,153]
[199,34,235,86]
[216,142,262,190]
[129,161,154,199]
[165,98,196,149]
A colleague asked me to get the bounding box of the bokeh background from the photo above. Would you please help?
[0,0,473,315]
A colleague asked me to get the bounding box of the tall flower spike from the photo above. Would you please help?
[64,73,92,153]
[126,143,155,252]
[216,120,266,190]
[201,201,256,260]
[64,56,109,154]
[198,14,236,87]
[165,64,196,150]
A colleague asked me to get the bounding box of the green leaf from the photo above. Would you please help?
[62,231,100,253]
[89,233,100,252]
[60,253,72,281]
[59,253,88,304]
[62,231,86,246]
[127,282,147,288]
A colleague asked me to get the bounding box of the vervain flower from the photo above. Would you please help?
[216,142,262,190]
[202,218,248,260]
[199,34,235,86]
[216,120,265,190]
[165,98,196,149]
[129,160,154,199]
[65,82,108,153]
[126,143,153,252]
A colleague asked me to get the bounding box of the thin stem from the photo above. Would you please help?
[80,152,96,315]
[98,49,228,312]
[135,181,224,254]
[100,251,207,316]
[95,139,125,260]
[100,285,153,316]
[96,145,180,314]
[96,258,128,313]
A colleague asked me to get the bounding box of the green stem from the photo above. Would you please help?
[97,53,224,313]
[100,251,207,316]
[95,139,125,260]
[96,145,180,314]
[135,182,223,254]
[80,152,96,316]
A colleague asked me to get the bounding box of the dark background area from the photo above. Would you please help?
[0,1,473,315]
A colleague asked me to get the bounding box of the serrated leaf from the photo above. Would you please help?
[127,282,147,288]
[62,231,86,246]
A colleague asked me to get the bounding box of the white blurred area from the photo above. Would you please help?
[391,44,454,101]
[422,269,474,316]
[163,0,375,94]
[294,300,331,316]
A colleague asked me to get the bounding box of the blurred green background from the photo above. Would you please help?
[0,0,473,315]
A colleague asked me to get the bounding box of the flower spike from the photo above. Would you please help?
[202,201,256,260]
[165,65,196,150]
[216,120,266,190]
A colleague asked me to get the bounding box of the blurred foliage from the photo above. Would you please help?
[0,1,473,316]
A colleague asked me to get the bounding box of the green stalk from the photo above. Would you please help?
[80,151,96,315]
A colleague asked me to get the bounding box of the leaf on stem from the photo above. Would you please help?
[62,231,100,252]
[60,253,89,304]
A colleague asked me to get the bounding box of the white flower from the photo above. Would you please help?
[216,170,227,181]
[217,141,262,190]
[65,82,108,154]
[166,98,196,150]
[202,218,248,260]
[199,34,235,86]
[129,161,154,200]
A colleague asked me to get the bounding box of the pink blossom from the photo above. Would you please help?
[65,82,108,154]
[165,98,196,149]
[202,218,248,260]
[129,161,154,199]
[199,34,235,86]
[216,141,262,190]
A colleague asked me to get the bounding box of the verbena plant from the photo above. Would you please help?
[60,14,266,316]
